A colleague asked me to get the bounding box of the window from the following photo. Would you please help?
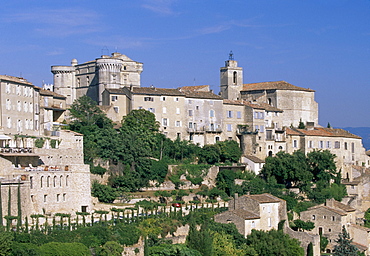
[215,136,220,142]
[17,101,21,111]
[233,71,237,84]
[260,125,264,133]
[268,217,271,227]
[176,108,180,114]
[237,111,241,119]
[189,122,193,129]
[53,176,56,187]
[161,96,166,101]
[144,97,154,101]
[111,96,118,101]
[175,121,181,127]
[251,221,255,228]
[344,142,348,150]
[6,99,10,110]
[227,111,233,118]
[44,195,47,203]
[334,141,340,149]
[57,194,60,202]
[210,110,214,117]
[332,216,335,221]
[174,97,179,102]
[63,193,66,201]
[227,124,232,132]
[188,110,193,116]
[308,141,313,148]
[255,125,259,132]
[196,106,199,110]
[148,108,155,113]
[5,83,10,93]
[162,107,167,113]
[351,143,355,153]
[327,141,331,148]
[188,100,192,104]
[16,85,21,95]
[6,117,11,128]
[40,177,43,188]
[66,175,69,187]
[30,177,33,189]
[293,140,298,148]
[319,141,324,149]
[312,215,316,220]
[162,118,168,126]
[113,107,119,113]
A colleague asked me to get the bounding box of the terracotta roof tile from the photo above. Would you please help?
[286,127,361,139]
[179,85,210,91]
[182,90,223,100]
[132,87,184,96]
[243,101,283,112]
[242,81,315,92]
[223,99,245,105]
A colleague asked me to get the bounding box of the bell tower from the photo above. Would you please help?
[220,51,243,100]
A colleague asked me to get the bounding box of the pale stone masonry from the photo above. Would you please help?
[0,75,92,224]
[51,52,369,176]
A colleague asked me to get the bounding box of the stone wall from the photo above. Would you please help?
[284,224,320,256]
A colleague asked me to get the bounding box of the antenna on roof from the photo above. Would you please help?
[229,51,234,60]
[101,46,109,56]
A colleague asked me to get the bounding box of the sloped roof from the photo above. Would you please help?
[306,205,348,216]
[332,200,356,212]
[242,81,314,92]
[0,75,34,86]
[39,88,66,99]
[286,127,361,139]
[243,101,283,112]
[245,193,282,203]
[182,90,223,100]
[231,209,260,220]
[223,99,245,105]
[132,87,184,96]
[179,85,210,91]
[243,155,265,163]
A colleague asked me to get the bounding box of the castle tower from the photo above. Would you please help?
[220,51,243,100]
[96,58,122,105]
[51,59,77,105]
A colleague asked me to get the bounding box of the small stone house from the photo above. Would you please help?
[300,198,356,253]
[214,193,287,236]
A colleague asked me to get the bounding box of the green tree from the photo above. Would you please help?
[217,140,242,163]
[320,235,329,252]
[212,231,244,256]
[292,219,315,231]
[333,226,358,256]
[91,181,117,203]
[186,222,213,256]
[96,241,123,256]
[0,231,13,256]
[149,244,202,256]
[38,242,90,256]
[298,118,306,129]
[307,242,314,256]
[199,144,220,164]
[246,229,304,256]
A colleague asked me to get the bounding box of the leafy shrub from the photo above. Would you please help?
[91,181,117,203]
[34,138,45,148]
[91,165,107,176]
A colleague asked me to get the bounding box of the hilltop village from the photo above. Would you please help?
[0,52,370,255]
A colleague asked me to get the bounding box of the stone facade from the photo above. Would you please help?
[0,75,92,223]
[300,199,357,253]
[214,193,287,236]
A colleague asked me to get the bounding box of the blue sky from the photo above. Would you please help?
[0,0,369,127]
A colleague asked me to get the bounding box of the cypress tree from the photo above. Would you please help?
[17,181,22,231]
[333,226,358,256]
[6,186,11,231]
[307,242,314,256]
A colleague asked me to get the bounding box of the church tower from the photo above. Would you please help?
[220,51,243,100]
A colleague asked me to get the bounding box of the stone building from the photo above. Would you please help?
[51,52,143,105]
[0,75,92,224]
[214,193,287,236]
[300,199,358,253]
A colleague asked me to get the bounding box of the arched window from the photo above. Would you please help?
[53,176,57,187]
[60,176,63,187]
[47,176,50,187]
[40,176,43,188]
[66,175,69,187]
[233,71,237,84]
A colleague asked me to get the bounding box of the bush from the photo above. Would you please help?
[34,138,45,148]
[91,165,107,176]
[91,181,117,203]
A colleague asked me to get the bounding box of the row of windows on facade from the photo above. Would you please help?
[312,214,338,222]
[5,83,34,97]
[5,100,39,113]
[6,117,38,131]
[294,140,355,152]
[30,175,69,189]
[32,193,67,203]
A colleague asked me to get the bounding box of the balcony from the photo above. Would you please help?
[187,126,222,133]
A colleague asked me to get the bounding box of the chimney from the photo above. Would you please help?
[306,122,315,130]
[325,198,335,208]
[234,193,239,210]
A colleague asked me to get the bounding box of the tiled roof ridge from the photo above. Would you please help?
[242,80,315,92]
[0,75,34,85]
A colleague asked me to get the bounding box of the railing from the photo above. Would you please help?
[0,147,33,153]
